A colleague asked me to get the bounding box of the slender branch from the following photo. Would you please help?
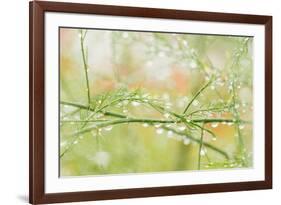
[191,118,249,124]
[189,121,216,140]
[183,78,213,114]
[60,101,250,124]
[63,119,176,124]
[198,123,205,170]
[60,101,126,118]
[60,100,231,159]
[229,38,250,165]
[186,105,233,117]
[79,30,91,106]
[70,118,176,136]
[65,118,229,159]
[163,127,229,159]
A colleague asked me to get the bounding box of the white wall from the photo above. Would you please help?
[0,0,279,204]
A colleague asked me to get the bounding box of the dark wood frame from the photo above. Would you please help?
[29,1,272,204]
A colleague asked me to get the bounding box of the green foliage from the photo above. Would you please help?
[60,29,253,176]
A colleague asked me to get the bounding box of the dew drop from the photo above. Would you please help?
[212,137,217,141]
[182,96,189,102]
[190,60,197,69]
[183,138,191,145]
[131,101,140,107]
[61,141,67,147]
[154,124,161,128]
[142,123,149,127]
[182,40,188,47]
[164,113,170,118]
[227,122,233,126]
[167,130,173,138]
[200,149,206,156]
[162,93,170,101]
[116,102,122,107]
[211,123,218,128]
[239,124,245,130]
[123,100,129,105]
[74,140,79,144]
[104,126,113,131]
[123,109,128,114]
[193,99,199,107]
[210,85,215,90]
[156,128,164,134]
[95,113,104,119]
[178,126,186,131]
[92,151,111,168]
[235,104,240,109]
[165,102,172,109]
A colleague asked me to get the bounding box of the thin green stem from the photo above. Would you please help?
[70,118,176,136]
[198,123,205,170]
[79,30,91,106]
[60,101,231,159]
[60,101,249,124]
[183,78,213,114]
[189,121,216,140]
[186,105,233,117]
[60,101,126,118]
[163,127,229,159]
[229,38,250,165]
[65,119,229,159]
[191,118,249,124]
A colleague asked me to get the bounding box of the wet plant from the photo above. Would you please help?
[60,29,253,175]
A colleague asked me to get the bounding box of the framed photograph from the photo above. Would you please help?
[29,1,272,204]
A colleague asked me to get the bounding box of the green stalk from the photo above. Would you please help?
[198,124,205,170]
[183,78,213,114]
[229,39,250,166]
[79,30,91,106]
[67,118,229,159]
[60,100,230,159]
[60,101,249,124]
[61,101,126,118]
[163,127,229,159]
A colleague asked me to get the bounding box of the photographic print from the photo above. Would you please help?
[59,28,253,176]
[30,2,272,203]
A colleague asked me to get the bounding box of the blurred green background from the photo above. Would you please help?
[59,28,253,176]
